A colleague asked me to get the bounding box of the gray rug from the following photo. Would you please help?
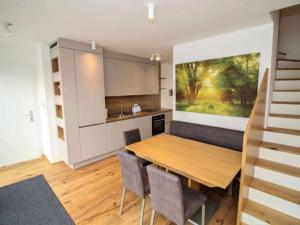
[0,175,75,225]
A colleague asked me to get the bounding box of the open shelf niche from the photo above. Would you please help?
[54,82,61,96]
[55,105,63,118]
[57,126,65,141]
[52,57,59,73]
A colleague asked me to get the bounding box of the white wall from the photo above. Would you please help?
[160,63,173,109]
[279,4,300,59]
[0,40,42,166]
[173,24,274,131]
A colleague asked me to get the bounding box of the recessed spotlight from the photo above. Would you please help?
[3,22,12,36]
[150,53,160,62]
[147,3,155,21]
[91,41,96,50]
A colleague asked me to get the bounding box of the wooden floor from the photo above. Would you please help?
[0,156,238,225]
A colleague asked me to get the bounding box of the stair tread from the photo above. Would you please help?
[243,199,300,225]
[275,78,300,81]
[277,68,300,70]
[260,141,300,155]
[273,89,300,92]
[272,101,300,105]
[255,158,300,178]
[277,58,300,62]
[247,177,300,205]
[269,113,300,119]
[278,52,287,56]
[265,126,300,136]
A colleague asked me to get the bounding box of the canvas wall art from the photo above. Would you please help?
[176,53,260,117]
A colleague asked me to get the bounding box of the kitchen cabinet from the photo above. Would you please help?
[79,124,107,161]
[104,58,118,96]
[106,119,125,152]
[106,111,171,152]
[144,64,159,94]
[132,62,146,95]
[104,57,159,96]
[74,50,106,126]
[50,38,107,167]
[116,60,133,96]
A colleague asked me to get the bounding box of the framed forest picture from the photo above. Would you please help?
[176,53,260,117]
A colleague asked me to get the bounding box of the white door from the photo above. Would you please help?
[0,64,40,167]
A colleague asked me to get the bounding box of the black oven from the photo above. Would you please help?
[152,114,165,135]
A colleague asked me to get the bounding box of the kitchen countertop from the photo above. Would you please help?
[106,108,172,123]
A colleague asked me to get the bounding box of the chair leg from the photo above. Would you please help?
[119,187,126,215]
[140,198,145,225]
[150,209,156,225]
[201,204,206,225]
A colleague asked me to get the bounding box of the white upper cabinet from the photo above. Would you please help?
[132,62,147,95]
[116,60,133,96]
[74,50,106,126]
[104,58,159,96]
[104,58,118,96]
[144,64,159,95]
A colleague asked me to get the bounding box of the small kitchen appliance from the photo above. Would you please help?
[132,104,141,114]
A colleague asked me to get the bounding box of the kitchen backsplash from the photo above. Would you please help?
[105,95,160,115]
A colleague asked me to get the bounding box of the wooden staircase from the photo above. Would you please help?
[237,58,300,224]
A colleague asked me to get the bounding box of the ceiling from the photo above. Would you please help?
[0,0,299,62]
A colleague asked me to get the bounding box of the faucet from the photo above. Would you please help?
[119,104,123,118]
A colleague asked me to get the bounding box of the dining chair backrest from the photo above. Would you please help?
[147,165,185,225]
[124,129,141,145]
[118,150,146,198]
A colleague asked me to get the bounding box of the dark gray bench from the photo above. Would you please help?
[169,120,244,152]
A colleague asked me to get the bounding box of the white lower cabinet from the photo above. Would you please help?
[78,111,172,164]
[106,116,152,152]
[79,124,107,161]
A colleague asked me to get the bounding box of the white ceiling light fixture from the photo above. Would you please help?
[91,41,96,50]
[147,3,155,21]
[3,22,12,36]
[150,53,160,62]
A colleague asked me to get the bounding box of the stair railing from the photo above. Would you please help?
[236,68,269,225]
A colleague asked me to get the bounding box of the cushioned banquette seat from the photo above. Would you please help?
[169,120,244,151]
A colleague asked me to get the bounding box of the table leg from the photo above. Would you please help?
[228,181,233,196]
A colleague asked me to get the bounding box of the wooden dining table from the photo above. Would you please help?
[126,133,242,189]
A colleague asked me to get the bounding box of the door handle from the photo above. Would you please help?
[25,110,34,122]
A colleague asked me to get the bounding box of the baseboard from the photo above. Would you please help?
[70,150,119,169]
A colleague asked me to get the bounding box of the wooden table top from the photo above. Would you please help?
[126,133,242,189]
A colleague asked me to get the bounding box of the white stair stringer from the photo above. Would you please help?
[248,188,300,219]
[274,80,300,90]
[272,91,300,102]
[270,103,300,115]
[268,117,300,130]
[276,69,300,78]
[263,130,300,147]
[259,147,300,168]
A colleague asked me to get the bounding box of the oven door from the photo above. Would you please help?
[152,114,165,136]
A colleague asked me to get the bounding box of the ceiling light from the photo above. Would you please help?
[147,3,155,21]
[91,41,96,50]
[3,22,12,36]
[150,53,160,62]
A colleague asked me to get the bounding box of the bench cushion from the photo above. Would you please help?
[169,120,244,151]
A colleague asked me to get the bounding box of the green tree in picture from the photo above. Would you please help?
[176,53,260,118]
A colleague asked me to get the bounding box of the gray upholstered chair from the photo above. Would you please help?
[147,165,207,225]
[118,150,150,225]
[124,128,141,145]
[123,129,150,166]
